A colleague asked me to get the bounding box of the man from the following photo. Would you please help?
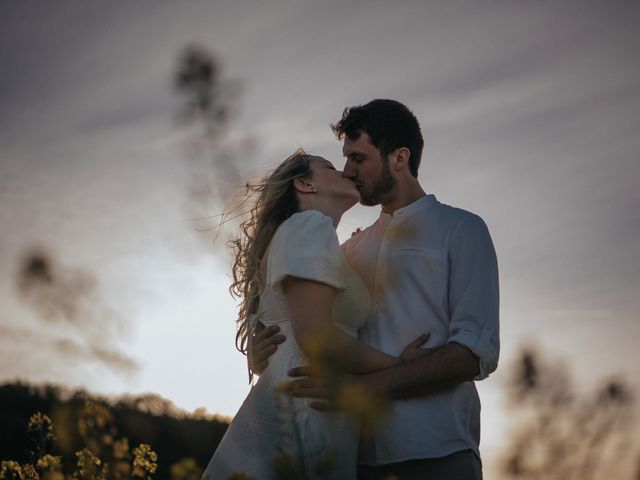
[253,99,499,479]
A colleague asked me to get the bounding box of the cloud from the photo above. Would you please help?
[0,325,138,377]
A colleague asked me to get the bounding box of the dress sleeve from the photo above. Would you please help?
[267,210,348,292]
[447,214,500,381]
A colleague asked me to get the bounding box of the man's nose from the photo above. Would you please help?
[342,163,356,179]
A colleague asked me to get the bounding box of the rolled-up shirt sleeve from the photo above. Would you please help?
[447,214,500,380]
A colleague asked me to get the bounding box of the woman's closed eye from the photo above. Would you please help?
[322,161,337,170]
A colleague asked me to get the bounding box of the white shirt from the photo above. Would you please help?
[342,194,500,465]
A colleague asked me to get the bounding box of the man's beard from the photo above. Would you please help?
[359,157,396,206]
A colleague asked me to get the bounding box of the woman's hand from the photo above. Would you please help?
[400,333,433,363]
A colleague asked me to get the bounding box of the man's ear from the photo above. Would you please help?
[389,147,411,173]
[293,177,316,193]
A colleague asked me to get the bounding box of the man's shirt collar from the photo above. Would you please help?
[378,194,438,225]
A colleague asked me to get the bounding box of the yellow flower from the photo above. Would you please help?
[0,461,24,480]
[27,413,54,441]
[35,456,61,471]
[78,403,113,441]
[112,438,130,460]
[19,465,38,480]
[36,455,63,480]
[132,444,157,479]
[72,448,106,480]
[168,458,202,480]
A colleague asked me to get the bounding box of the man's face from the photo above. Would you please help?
[342,132,396,206]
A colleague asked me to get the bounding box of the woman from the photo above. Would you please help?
[203,149,422,479]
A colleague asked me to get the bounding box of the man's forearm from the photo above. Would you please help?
[360,342,480,400]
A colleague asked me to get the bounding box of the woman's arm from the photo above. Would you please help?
[282,276,401,374]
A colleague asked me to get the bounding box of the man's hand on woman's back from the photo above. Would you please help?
[249,324,286,375]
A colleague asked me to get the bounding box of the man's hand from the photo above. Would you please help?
[287,366,392,424]
[399,333,440,363]
[285,333,435,409]
[249,325,286,375]
[286,365,339,410]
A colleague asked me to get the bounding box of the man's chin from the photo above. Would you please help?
[359,196,381,207]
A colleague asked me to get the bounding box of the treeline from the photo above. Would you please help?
[0,382,228,478]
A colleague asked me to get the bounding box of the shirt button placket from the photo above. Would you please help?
[371,220,391,346]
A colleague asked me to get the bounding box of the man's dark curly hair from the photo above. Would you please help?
[331,99,424,177]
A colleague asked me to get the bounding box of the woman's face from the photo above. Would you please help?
[307,156,361,206]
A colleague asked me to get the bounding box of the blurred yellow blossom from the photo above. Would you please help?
[19,465,38,480]
[27,414,53,441]
[0,461,24,480]
[111,437,131,480]
[72,448,106,480]
[271,452,302,480]
[36,455,63,480]
[336,381,390,430]
[168,458,201,480]
[78,403,111,439]
[132,444,157,480]
[228,473,256,480]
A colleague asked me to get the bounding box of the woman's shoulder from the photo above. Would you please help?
[266,209,347,291]
[284,209,332,227]
[275,210,335,239]
[269,210,340,260]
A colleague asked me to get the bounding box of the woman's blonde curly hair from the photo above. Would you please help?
[229,149,316,372]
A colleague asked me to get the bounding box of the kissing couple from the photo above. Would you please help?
[202,99,499,480]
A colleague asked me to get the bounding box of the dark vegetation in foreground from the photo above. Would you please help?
[0,382,228,479]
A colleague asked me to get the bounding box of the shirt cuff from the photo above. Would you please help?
[448,324,498,381]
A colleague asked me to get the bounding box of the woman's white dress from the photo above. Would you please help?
[202,210,371,480]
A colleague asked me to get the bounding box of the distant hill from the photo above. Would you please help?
[0,382,229,478]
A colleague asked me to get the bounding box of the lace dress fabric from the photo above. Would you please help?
[202,210,371,480]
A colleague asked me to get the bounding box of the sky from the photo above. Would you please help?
[1,0,639,475]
